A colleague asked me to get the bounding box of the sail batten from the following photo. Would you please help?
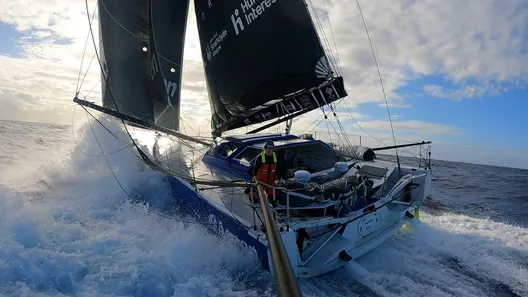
[194,0,347,135]
[98,0,190,132]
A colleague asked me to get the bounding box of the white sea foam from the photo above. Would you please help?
[0,118,526,297]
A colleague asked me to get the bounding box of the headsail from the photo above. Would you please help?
[194,0,347,135]
[97,0,189,132]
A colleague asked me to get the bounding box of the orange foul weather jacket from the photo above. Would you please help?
[252,152,284,199]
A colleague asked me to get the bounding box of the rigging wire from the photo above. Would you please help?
[74,0,430,235]
[298,0,409,163]
[298,1,388,164]
[80,106,245,185]
[76,97,276,232]
[71,104,134,157]
[77,0,260,230]
[83,0,202,165]
[75,2,98,94]
[78,52,97,95]
[306,0,342,76]
[76,97,255,227]
[98,0,182,67]
[80,80,101,100]
[340,99,390,147]
[81,107,222,226]
[77,99,266,231]
[321,0,343,75]
[355,0,402,172]
[82,103,268,230]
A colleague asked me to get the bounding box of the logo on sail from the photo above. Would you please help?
[164,79,178,99]
[206,30,227,61]
[231,0,278,35]
[325,87,336,100]
[299,95,313,109]
[206,44,212,61]
[150,53,179,100]
[315,56,332,78]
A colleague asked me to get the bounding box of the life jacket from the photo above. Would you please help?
[256,152,277,196]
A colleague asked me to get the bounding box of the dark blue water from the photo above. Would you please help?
[426,160,528,228]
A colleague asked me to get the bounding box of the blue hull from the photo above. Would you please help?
[166,175,271,272]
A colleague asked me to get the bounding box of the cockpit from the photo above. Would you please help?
[220,138,339,178]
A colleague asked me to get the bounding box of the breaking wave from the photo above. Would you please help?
[0,118,526,296]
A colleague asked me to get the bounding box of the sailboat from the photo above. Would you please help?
[73,0,433,279]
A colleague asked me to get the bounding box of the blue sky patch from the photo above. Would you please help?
[0,22,23,57]
[0,21,74,58]
[352,74,528,148]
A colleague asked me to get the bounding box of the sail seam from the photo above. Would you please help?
[99,0,182,67]
[148,0,182,131]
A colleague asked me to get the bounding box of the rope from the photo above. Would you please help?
[355,0,401,171]
[98,0,182,67]
[76,0,253,225]
[76,66,252,227]
[82,109,223,226]
[75,2,97,94]
[322,0,343,75]
[281,1,397,164]
[71,104,134,157]
[73,0,431,235]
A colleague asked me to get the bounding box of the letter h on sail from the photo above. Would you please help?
[231,9,244,35]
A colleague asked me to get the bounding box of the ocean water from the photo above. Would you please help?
[0,118,526,297]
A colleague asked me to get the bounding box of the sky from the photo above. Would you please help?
[0,0,527,169]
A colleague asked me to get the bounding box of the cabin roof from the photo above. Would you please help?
[222,133,299,145]
[250,138,313,149]
[223,133,281,141]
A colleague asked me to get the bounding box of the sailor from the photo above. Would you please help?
[251,140,286,203]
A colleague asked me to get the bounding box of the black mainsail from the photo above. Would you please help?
[96,0,190,132]
[194,0,347,135]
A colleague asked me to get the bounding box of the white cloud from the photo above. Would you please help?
[0,0,527,166]
[314,0,527,104]
[355,120,464,136]
[423,83,500,101]
[377,103,412,109]
[0,0,208,126]
[293,119,463,150]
